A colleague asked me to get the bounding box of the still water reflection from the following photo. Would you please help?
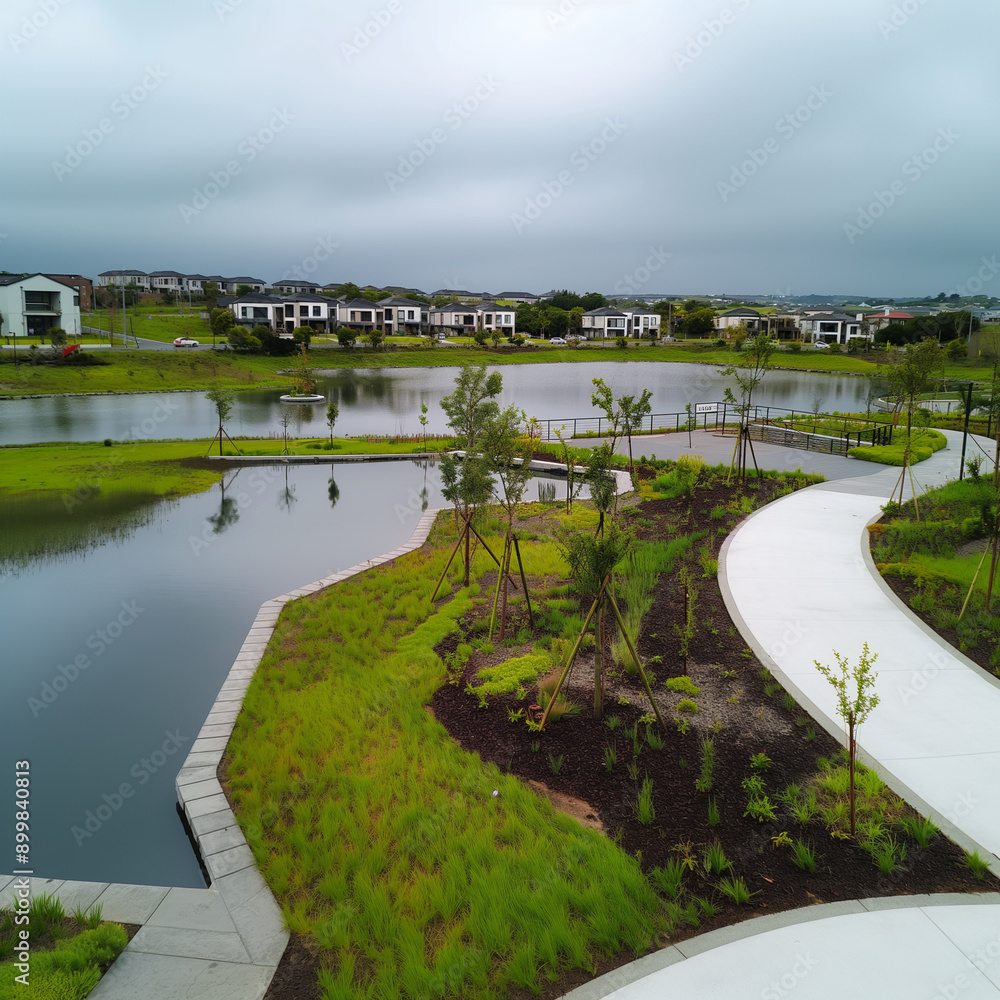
[0,362,868,445]
[0,461,450,885]
[0,460,576,886]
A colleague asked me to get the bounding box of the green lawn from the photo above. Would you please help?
[0,440,226,499]
[0,436,458,499]
[848,429,947,466]
[0,350,296,396]
[83,304,212,343]
[226,512,663,998]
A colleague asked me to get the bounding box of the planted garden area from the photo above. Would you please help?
[872,461,1000,674]
[227,456,996,1000]
[0,894,131,998]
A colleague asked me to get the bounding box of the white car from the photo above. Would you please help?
[812,341,830,349]
[565,334,585,342]
[549,337,567,345]
[173,337,199,347]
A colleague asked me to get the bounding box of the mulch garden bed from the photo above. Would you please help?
[264,468,997,1000]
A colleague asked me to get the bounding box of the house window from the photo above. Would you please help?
[241,307,248,318]
[300,305,310,317]
[819,322,838,333]
[485,314,493,324]
[285,305,294,316]
[312,306,321,317]
[463,315,473,325]
[252,307,268,319]
[608,318,625,329]
[407,310,415,320]
[74,295,80,306]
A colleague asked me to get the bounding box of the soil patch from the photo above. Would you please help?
[430,471,997,949]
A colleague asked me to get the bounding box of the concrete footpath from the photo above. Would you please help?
[564,427,1000,1000]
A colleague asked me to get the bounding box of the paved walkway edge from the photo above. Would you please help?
[716,483,1000,868]
[560,892,1000,999]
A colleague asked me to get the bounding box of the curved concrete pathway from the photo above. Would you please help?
[564,428,1000,999]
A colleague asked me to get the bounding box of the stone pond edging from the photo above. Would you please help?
[0,507,442,1000]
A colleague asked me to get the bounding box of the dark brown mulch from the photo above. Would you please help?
[262,471,997,1000]
[429,474,997,938]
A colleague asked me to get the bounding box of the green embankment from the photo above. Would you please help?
[848,429,947,465]
[0,437,457,500]
[225,513,662,998]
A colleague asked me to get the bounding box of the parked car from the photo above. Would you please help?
[173,337,199,347]
[549,337,567,345]
[811,341,830,349]
[565,334,585,342]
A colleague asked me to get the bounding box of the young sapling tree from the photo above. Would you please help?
[326,401,339,448]
[205,386,238,456]
[813,643,880,839]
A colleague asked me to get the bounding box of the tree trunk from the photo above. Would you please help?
[499,533,510,640]
[593,604,604,720]
[849,719,856,840]
[463,515,470,587]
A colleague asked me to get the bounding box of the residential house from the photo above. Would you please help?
[97,269,151,292]
[716,307,763,333]
[476,302,515,337]
[0,273,83,339]
[148,270,188,295]
[229,293,335,333]
[228,294,284,330]
[428,302,478,335]
[378,296,428,335]
[277,293,335,333]
[581,306,660,339]
[337,298,380,333]
[796,311,863,345]
[581,307,627,339]
[621,306,661,339]
[496,291,541,304]
[272,279,321,295]
[861,308,914,332]
[46,274,93,312]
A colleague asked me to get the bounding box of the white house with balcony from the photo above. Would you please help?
[229,293,334,334]
[796,311,863,345]
[429,302,478,335]
[97,269,151,292]
[581,307,627,339]
[622,307,661,339]
[582,306,659,339]
[228,294,284,330]
[276,293,335,333]
[148,270,187,294]
[0,273,82,339]
[476,303,515,337]
[378,297,428,334]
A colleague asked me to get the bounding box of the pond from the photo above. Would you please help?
[0,460,576,887]
[0,361,870,445]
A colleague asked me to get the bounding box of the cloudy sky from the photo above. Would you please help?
[2,0,997,298]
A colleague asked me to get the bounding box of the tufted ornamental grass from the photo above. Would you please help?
[226,515,662,999]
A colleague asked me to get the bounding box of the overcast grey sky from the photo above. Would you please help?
[2,0,997,297]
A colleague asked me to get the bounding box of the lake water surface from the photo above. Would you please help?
[0,361,868,445]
